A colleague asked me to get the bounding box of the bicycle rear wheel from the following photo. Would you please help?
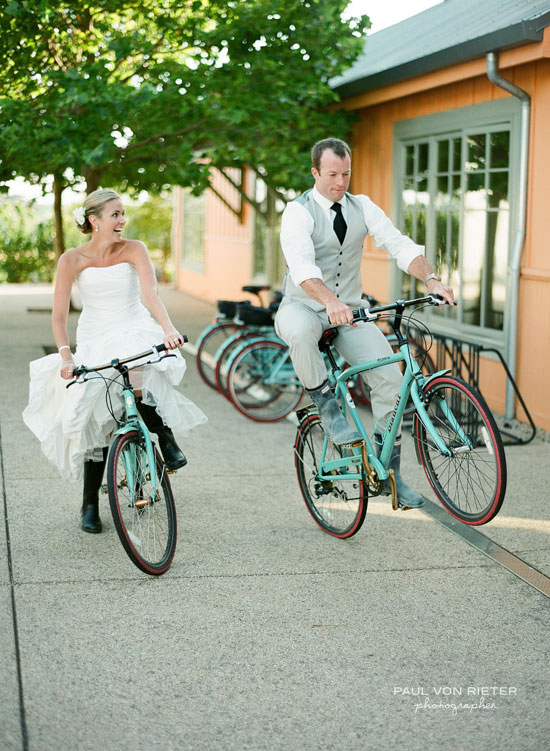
[107,431,177,575]
[295,414,367,538]
[228,338,303,421]
[196,321,242,390]
[413,376,506,525]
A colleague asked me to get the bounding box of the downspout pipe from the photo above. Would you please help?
[486,51,530,419]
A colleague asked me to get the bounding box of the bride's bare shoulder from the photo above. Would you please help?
[57,245,92,274]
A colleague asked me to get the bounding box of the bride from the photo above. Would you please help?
[23,189,207,534]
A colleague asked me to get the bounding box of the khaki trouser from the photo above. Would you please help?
[275,300,403,431]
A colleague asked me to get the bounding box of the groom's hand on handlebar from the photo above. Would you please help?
[326,299,357,327]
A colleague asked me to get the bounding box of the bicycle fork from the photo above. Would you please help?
[116,387,160,508]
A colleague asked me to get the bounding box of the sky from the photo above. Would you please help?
[344,0,443,34]
[7,0,443,205]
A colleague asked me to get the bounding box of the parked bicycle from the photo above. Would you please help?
[294,295,507,537]
[68,342,184,575]
[195,285,281,390]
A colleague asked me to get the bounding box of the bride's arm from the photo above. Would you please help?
[52,252,77,379]
[130,241,184,349]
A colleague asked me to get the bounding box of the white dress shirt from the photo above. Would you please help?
[280,186,424,287]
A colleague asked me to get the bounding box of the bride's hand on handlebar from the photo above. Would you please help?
[59,361,75,380]
[163,329,185,350]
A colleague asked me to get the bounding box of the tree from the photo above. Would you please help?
[0,1,368,254]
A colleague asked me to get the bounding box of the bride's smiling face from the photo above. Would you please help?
[94,198,126,241]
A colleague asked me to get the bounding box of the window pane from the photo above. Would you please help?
[452,138,462,172]
[405,145,414,176]
[416,212,426,245]
[402,182,416,209]
[465,172,486,210]
[435,211,447,270]
[418,142,429,174]
[489,171,509,209]
[451,174,461,206]
[485,209,509,330]
[437,139,449,173]
[490,131,510,168]
[435,175,449,209]
[462,212,486,326]
[466,134,486,171]
[416,177,429,207]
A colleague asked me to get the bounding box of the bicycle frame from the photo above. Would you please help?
[302,332,468,492]
[113,378,161,507]
[70,344,176,508]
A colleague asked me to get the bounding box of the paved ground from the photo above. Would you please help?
[1,283,549,751]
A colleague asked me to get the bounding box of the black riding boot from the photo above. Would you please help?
[81,451,106,533]
[137,401,187,471]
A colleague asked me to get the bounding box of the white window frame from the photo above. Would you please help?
[392,98,521,353]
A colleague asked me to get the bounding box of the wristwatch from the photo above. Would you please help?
[424,273,442,285]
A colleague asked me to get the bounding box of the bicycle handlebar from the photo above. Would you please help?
[351,294,449,323]
[68,338,188,385]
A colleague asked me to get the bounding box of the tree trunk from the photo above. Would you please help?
[53,178,65,259]
[265,187,282,289]
[84,168,101,194]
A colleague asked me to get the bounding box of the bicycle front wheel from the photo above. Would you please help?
[295,414,367,538]
[413,376,506,525]
[228,338,303,422]
[107,431,177,575]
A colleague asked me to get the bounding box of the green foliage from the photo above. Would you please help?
[123,194,173,279]
[0,202,56,282]
[0,1,369,197]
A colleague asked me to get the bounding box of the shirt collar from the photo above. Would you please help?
[312,186,347,211]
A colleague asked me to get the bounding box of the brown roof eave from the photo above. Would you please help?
[333,13,550,99]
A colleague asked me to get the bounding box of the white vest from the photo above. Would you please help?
[281,190,368,313]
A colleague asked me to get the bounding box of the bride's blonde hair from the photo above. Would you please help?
[77,189,121,234]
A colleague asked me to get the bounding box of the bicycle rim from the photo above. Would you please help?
[108,431,177,574]
[414,376,506,525]
[228,339,303,422]
[295,415,367,538]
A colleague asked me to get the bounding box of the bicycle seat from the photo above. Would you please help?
[318,328,338,352]
[242,285,270,295]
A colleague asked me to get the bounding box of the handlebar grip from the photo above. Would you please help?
[154,335,188,353]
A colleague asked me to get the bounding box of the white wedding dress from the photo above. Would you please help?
[23,262,207,481]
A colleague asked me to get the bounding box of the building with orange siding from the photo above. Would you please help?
[173,0,550,430]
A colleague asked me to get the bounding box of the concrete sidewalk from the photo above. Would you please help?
[1,284,549,751]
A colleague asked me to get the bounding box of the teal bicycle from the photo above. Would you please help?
[70,343,182,575]
[294,295,507,538]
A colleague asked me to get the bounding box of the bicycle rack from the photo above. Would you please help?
[430,333,536,446]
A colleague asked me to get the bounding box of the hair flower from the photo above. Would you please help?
[72,206,86,225]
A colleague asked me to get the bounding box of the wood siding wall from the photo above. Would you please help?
[175,170,255,304]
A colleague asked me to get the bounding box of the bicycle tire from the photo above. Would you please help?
[295,414,367,538]
[228,338,303,422]
[107,430,177,575]
[215,331,259,398]
[196,321,242,391]
[413,375,506,525]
